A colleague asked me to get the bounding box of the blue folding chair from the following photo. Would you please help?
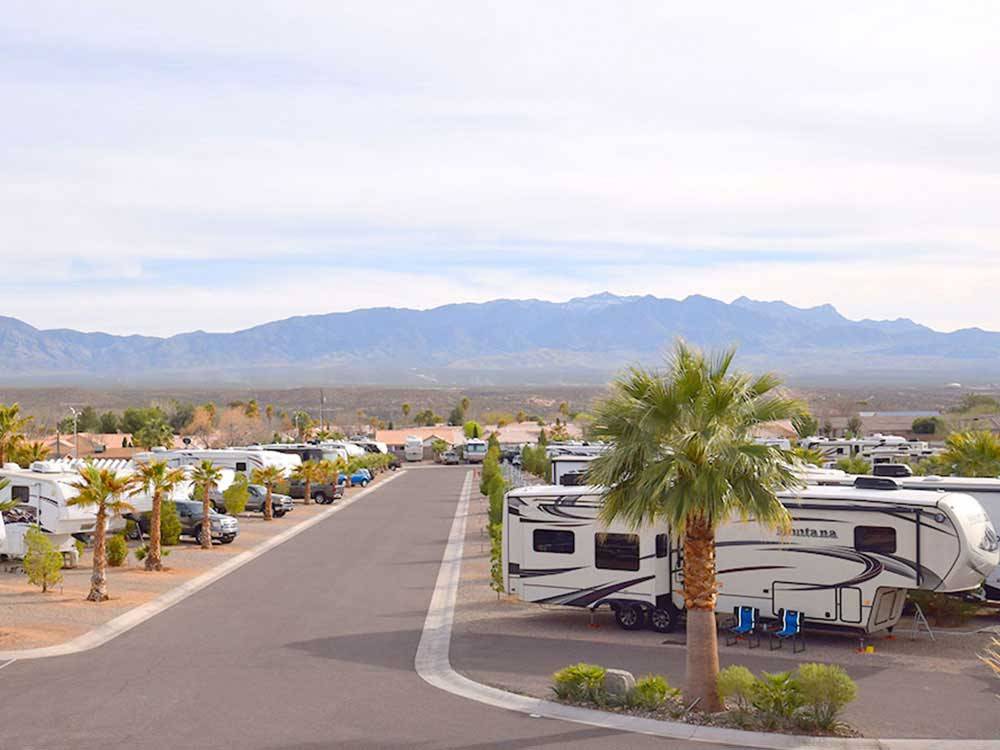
[725,605,760,648]
[769,608,805,653]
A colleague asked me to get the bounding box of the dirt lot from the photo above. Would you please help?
[450,490,1000,739]
[0,473,393,651]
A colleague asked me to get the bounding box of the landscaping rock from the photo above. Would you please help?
[602,668,635,700]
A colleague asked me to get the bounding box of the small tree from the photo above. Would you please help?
[463,421,482,439]
[222,473,250,514]
[791,413,819,439]
[251,465,285,521]
[190,460,223,549]
[23,526,63,592]
[431,438,449,458]
[291,460,324,505]
[845,415,863,438]
[911,416,940,435]
[161,500,182,545]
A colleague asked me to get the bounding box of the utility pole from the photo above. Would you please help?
[68,406,80,459]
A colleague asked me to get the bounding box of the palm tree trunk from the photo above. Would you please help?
[264,486,273,521]
[88,505,109,602]
[146,490,163,571]
[304,480,312,505]
[682,514,721,712]
[201,485,212,549]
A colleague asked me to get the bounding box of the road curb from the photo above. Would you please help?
[0,470,405,662]
[414,470,1000,750]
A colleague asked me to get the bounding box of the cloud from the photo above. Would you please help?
[0,1,998,334]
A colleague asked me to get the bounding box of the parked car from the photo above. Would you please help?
[340,468,372,487]
[135,500,239,544]
[387,454,401,470]
[441,450,461,465]
[287,479,344,505]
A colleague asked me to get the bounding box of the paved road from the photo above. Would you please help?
[0,467,715,750]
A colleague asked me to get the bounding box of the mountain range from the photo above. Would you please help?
[2,293,999,386]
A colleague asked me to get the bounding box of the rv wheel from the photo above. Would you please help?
[613,603,646,631]
[649,605,678,633]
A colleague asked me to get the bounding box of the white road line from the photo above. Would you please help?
[414,471,1000,750]
[0,470,406,663]
[0,659,16,671]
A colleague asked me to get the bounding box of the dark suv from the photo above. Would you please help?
[136,500,240,544]
[287,479,344,505]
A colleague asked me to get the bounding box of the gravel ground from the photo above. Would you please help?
[0,473,393,651]
[450,489,1000,739]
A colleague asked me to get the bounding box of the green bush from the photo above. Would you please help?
[834,456,871,475]
[717,664,756,712]
[487,475,506,526]
[794,663,857,731]
[24,526,64,592]
[521,443,551,480]
[161,501,182,546]
[489,522,504,593]
[222,473,250,515]
[908,591,978,627]
[750,671,803,728]
[106,534,128,567]
[552,663,606,703]
[74,538,86,559]
[627,674,680,711]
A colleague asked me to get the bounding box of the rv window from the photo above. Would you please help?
[235,462,248,472]
[854,526,896,554]
[655,534,669,559]
[11,485,30,503]
[533,530,575,554]
[595,533,640,571]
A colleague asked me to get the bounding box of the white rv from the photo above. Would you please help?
[802,435,934,468]
[502,479,998,634]
[814,468,1000,598]
[550,454,600,486]
[255,443,348,463]
[134,448,299,477]
[463,438,488,464]
[0,462,102,537]
[404,436,425,462]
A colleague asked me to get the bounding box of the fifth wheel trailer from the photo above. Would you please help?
[502,479,998,634]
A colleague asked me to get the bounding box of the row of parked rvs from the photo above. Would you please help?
[503,459,1000,635]
[0,440,391,566]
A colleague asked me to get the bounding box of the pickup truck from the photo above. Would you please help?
[287,479,344,505]
[136,500,239,545]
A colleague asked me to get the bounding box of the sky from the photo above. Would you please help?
[2,1,998,336]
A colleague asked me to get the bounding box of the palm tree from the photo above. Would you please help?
[460,396,470,414]
[0,403,32,465]
[133,460,187,570]
[937,431,1000,477]
[68,464,136,601]
[203,402,218,424]
[12,440,50,466]
[245,399,260,420]
[401,403,411,422]
[291,460,324,505]
[190,460,223,549]
[265,403,275,427]
[251,465,284,520]
[587,342,803,711]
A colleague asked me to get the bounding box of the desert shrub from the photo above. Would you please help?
[794,663,858,731]
[489,522,504,593]
[750,671,803,728]
[24,526,64,592]
[161,501,182,546]
[134,544,170,563]
[106,534,128,567]
[908,591,979,627]
[627,674,680,711]
[717,664,756,712]
[222,473,250,515]
[74,538,86,558]
[552,663,606,703]
[834,456,871,475]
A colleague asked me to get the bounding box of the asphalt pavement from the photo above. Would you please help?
[0,467,717,750]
